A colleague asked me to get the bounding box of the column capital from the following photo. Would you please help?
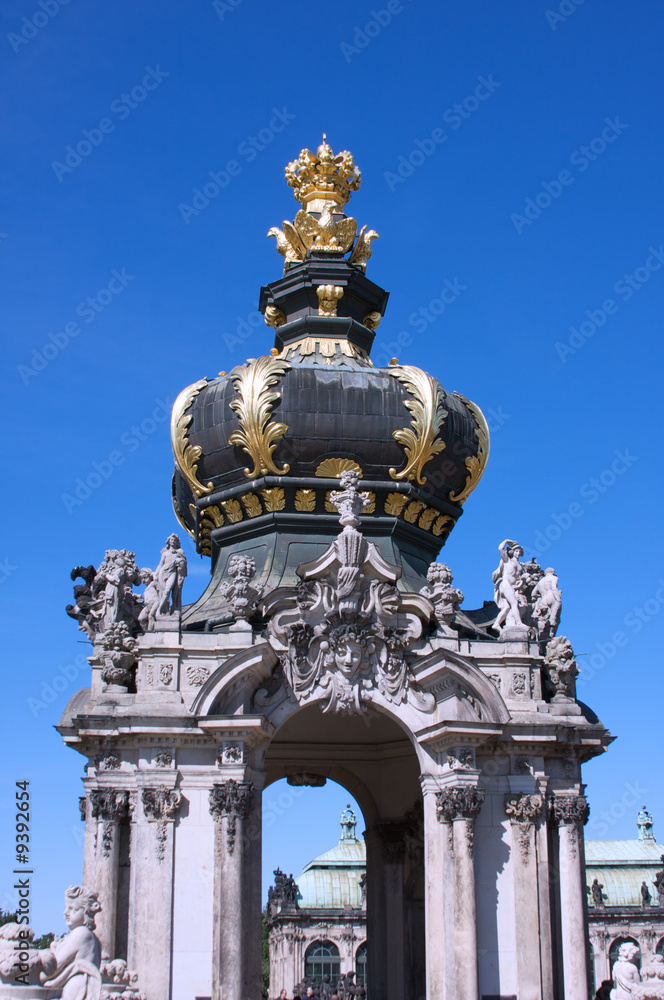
[141,787,181,822]
[505,793,543,861]
[436,785,485,823]
[209,780,254,855]
[504,793,543,824]
[550,793,589,827]
[89,788,130,822]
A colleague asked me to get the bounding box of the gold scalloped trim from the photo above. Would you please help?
[278,338,373,365]
[171,379,214,499]
[448,392,491,504]
[315,457,363,478]
[388,365,447,485]
[228,355,291,478]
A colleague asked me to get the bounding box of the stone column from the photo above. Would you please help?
[374,821,406,1000]
[590,928,610,987]
[209,779,253,1000]
[551,794,590,1000]
[364,826,387,1000]
[127,787,181,1000]
[504,793,544,1000]
[421,778,455,1000]
[436,785,485,1000]
[88,788,129,959]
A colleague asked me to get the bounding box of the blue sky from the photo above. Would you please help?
[1,0,662,934]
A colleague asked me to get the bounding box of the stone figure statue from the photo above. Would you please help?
[340,805,357,840]
[66,551,142,640]
[638,805,655,841]
[492,539,528,634]
[531,566,562,639]
[641,881,652,907]
[591,878,605,907]
[96,549,141,632]
[610,942,641,999]
[154,534,187,616]
[41,885,102,999]
[654,856,664,908]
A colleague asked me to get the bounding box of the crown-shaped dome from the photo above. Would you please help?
[170,140,489,628]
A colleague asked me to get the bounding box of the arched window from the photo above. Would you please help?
[657,938,664,957]
[609,937,641,972]
[355,942,368,986]
[305,940,340,983]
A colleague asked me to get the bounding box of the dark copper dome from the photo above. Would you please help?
[170,141,489,625]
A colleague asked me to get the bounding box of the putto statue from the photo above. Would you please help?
[41,885,102,999]
[610,941,641,999]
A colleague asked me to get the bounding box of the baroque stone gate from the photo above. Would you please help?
[60,140,612,1000]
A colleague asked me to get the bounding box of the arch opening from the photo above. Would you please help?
[262,702,425,1000]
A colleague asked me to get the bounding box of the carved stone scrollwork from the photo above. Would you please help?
[79,796,86,821]
[504,794,543,860]
[263,471,435,716]
[142,788,181,863]
[420,562,464,635]
[209,780,253,854]
[219,555,264,620]
[100,623,138,690]
[543,635,578,701]
[141,788,181,822]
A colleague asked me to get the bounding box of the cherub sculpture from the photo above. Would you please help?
[41,885,102,999]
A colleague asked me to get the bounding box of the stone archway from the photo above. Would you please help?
[263,701,425,1000]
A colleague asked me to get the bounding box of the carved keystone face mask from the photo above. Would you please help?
[333,638,363,677]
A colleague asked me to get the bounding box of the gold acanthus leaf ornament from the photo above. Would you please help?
[228,355,291,479]
[171,379,214,498]
[449,392,491,504]
[388,366,447,485]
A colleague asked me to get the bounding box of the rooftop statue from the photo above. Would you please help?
[65,535,187,640]
[531,566,562,640]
